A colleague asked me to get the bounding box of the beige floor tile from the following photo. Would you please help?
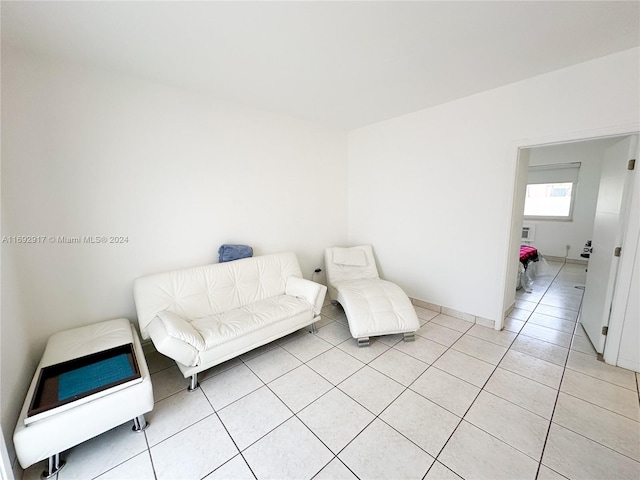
[499,349,563,389]
[451,334,508,365]
[216,386,292,450]
[144,350,176,374]
[560,369,640,422]
[150,415,238,480]
[570,334,597,355]
[416,322,464,347]
[377,333,404,346]
[369,348,428,386]
[380,389,460,457]
[535,465,568,480]
[415,305,439,322]
[298,387,374,454]
[280,332,333,362]
[200,363,263,410]
[566,350,637,390]
[430,314,474,333]
[528,312,576,333]
[244,346,302,383]
[508,308,532,321]
[539,295,582,312]
[203,455,254,480]
[504,317,525,333]
[542,423,640,480]
[151,365,190,402]
[464,391,549,460]
[95,452,155,480]
[145,388,215,446]
[534,304,578,321]
[339,419,434,480]
[520,323,572,348]
[337,336,390,363]
[268,364,332,413]
[338,365,404,415]
[515,299,539,312]
[57,423,148,480]
[433,349,495,388]
[484,367,558,419]
[466,324,517,347]
[243,417,333,480]
[424,462,463,479]
[438,421,538,480]
[306,347,365,385]
[392,335,448,364]
[410,367,480,417]
[314,459,358,480]
[553,392,640,461]
[510,335,569,366]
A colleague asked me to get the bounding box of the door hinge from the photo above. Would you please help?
[602,326,609,335]
[628,159,636,171]
[614,246,622,257]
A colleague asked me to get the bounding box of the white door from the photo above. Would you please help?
[581,136,634,353]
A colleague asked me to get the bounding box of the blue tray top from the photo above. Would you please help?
[58,354,134,401]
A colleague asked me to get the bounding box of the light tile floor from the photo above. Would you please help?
[22,262,640,479]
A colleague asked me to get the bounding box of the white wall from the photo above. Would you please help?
[1,47,348,455]
[348,47,639,323]
[523,138,618,260]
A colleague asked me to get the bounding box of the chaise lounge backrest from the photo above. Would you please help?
[134,252,303,340]
[324,245,380,300]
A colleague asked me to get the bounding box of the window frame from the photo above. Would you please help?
[523,162,580,222]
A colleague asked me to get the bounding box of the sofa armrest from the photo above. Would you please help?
[146,311,205,367]
[286,276,327,316]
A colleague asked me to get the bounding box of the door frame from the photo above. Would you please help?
[500,123,639,333]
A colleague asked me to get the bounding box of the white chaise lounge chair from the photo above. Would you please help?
[324,245,420,347]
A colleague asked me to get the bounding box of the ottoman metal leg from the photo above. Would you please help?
[357,337,370,348]
[132,414,148,432]
[403,332,416,342]
[188,374,200,392]
[308,322,318,334]
[42,453,65,479]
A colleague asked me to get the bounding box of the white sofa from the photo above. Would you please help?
[133,252,326,389]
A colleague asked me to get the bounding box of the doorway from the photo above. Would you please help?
[504,131,639,370]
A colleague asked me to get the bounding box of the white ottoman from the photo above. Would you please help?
[13,318,154,478]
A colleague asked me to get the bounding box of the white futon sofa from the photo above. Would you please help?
[134,252,326,390]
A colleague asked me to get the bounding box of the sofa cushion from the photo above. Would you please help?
[192,295,312,348]
[156,310,206,351]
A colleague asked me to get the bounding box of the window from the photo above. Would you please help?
[524,163,580,221]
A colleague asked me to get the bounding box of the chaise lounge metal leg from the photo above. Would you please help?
[42,453,65,479]
[132,414,149,432]
[403,332,416,342]
[357,337,370,348]
[309,322,318,334]
[188,373,199,392]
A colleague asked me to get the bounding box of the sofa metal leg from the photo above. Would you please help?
[403,332,416,342]
[331,300,338,306]
[188,374,200,392]
[309,322,318,334]
[357,337,370,348]
[42,453,65,479]
[132,414,149,432]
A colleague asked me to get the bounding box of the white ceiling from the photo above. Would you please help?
[2,1,639,130]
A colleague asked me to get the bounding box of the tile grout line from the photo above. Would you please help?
[533,262,584,480]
